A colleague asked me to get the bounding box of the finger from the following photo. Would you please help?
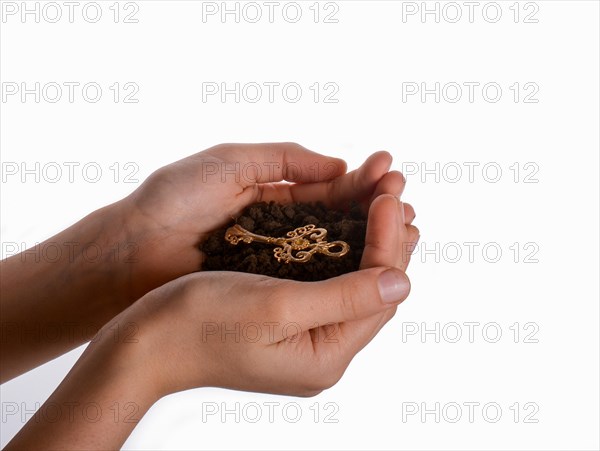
[403,203,416,225]
[407,225,420,247]
[351,234,420,351]
[206,142,347,185]
[339,194,412,350]
[277,267,411,339]
[399,225,420,265]
[359,194,404,270]
[370,170,406,203]
[369,170,415,225]
[258,151,392,207]
[362,223,420,342]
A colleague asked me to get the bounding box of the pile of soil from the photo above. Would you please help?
[201,201,367,281]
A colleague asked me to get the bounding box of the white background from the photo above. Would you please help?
[1,0,599,449]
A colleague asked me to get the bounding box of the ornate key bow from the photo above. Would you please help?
[225,224,350,263]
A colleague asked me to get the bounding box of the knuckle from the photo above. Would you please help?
[212,143,231,151]
[407,224,420,237]
[262,281,292,321]
[383,306,399,323]
[298,389,323,398]
[282,141,303,150]
[308,355,347,392]
[339,278,361,320]
[326,176,339,203]
[318,368,345,391]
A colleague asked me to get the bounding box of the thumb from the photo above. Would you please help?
[281,267,411,335]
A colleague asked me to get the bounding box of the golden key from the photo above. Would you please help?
[225,224,350,263]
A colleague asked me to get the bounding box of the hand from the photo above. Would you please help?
[0,142,413,382]
[120,143,412,299]
[116,191,418,398]
[5,174,418,450]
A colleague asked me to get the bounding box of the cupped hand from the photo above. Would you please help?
[2,188,418,450]
[108,189,419,399]
[119,143,414,299]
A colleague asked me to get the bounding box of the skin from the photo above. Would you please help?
[1,143,419,450]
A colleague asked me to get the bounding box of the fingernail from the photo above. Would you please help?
[378,269,410,304]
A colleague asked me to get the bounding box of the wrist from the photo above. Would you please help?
[5,320,164,450]
[107,277,216,399]
[98,196,187,305]
[114,194,205,297]
[90,314,166,406]
[77,199,148,309]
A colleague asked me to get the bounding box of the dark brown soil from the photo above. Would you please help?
[201,202,367,281]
